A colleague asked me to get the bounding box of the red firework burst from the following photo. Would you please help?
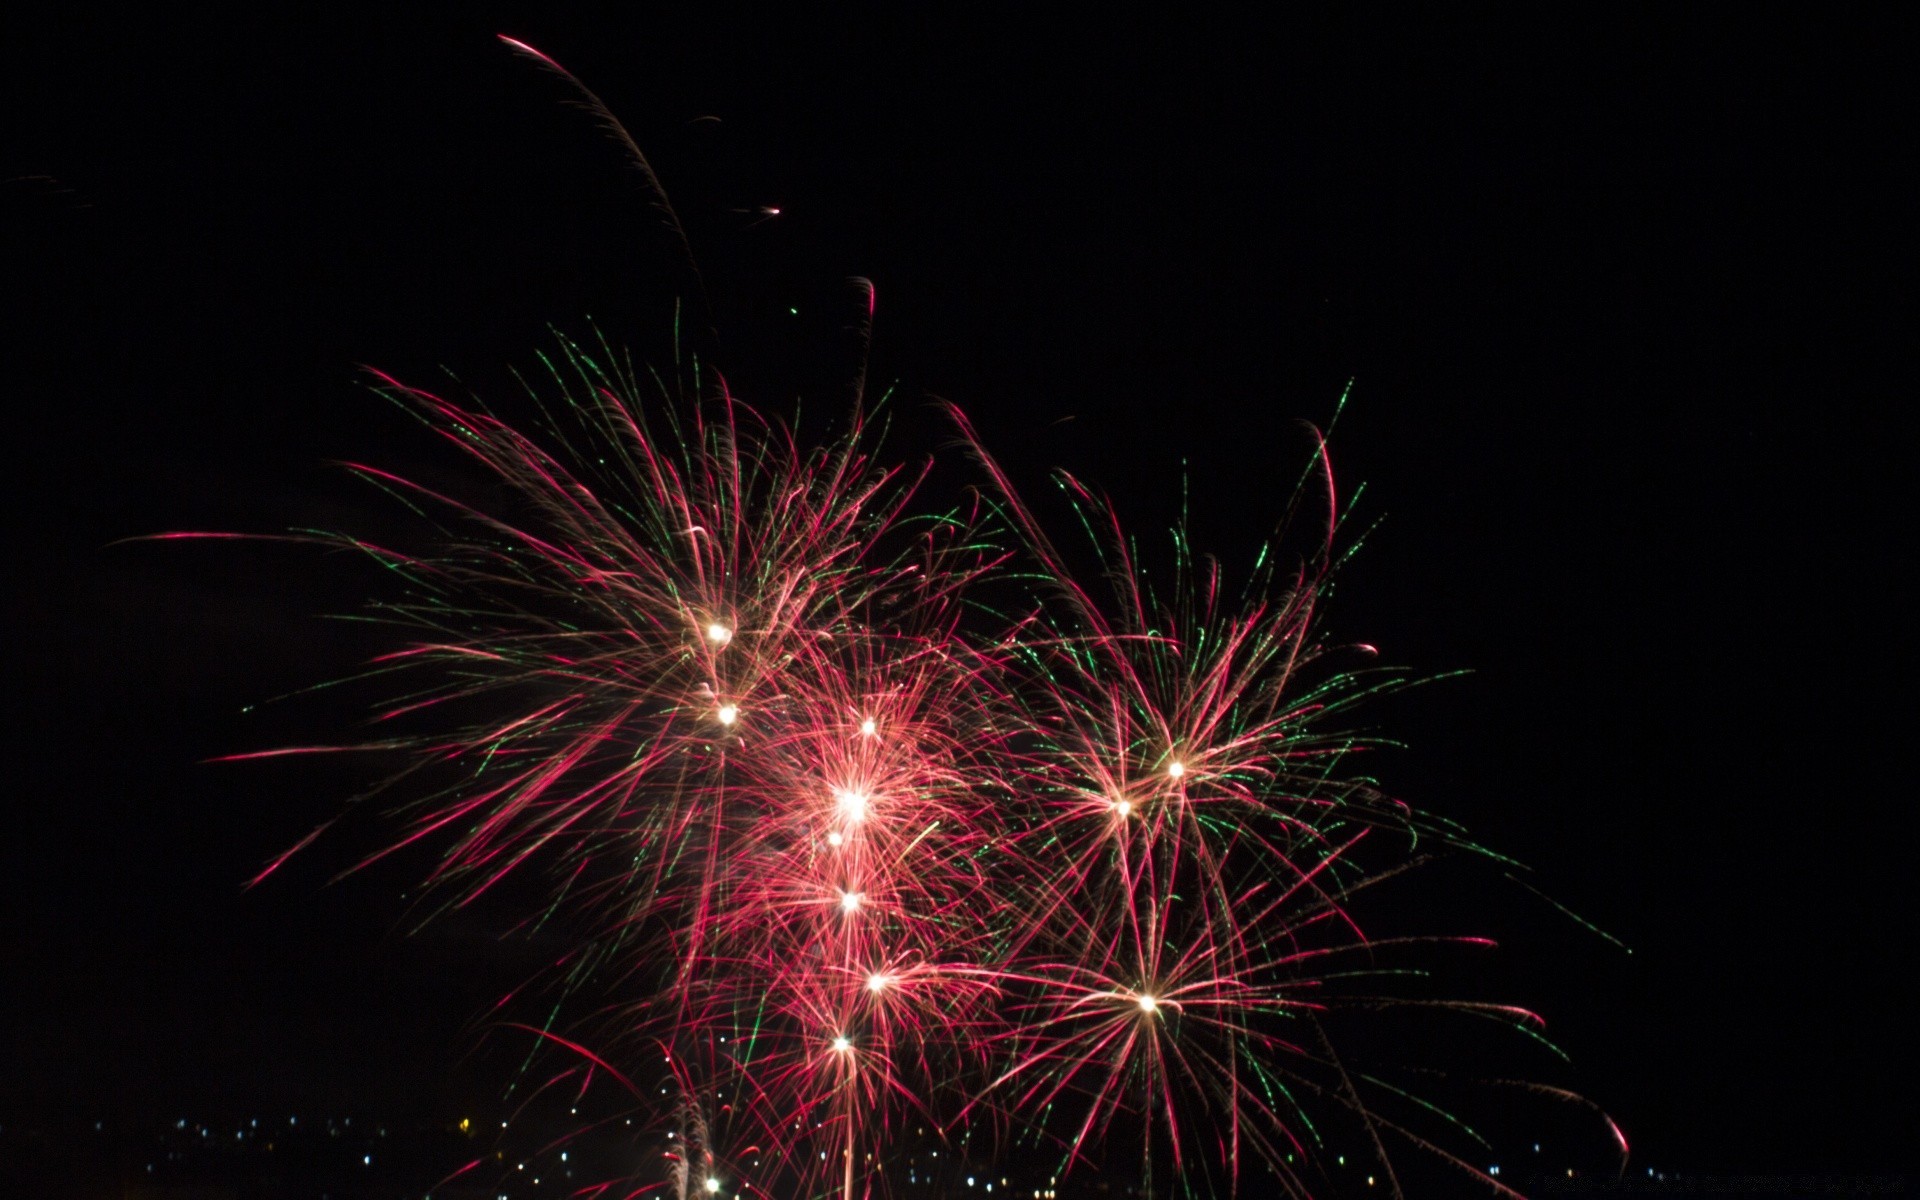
[158,39,1627,1200]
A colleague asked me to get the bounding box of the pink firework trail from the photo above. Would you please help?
[164,40,1625,1200]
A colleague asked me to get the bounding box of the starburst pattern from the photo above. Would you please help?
[164,40,1625,1200]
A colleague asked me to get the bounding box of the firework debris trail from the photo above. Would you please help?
[160,38,1628,1200]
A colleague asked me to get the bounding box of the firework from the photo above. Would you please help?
[169,40,1623,1200]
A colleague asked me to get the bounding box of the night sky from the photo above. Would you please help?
[5,5,1912,1185]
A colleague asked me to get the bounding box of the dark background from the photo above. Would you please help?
[5,4,1912,1186]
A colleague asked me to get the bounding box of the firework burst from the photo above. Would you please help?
[167,39,1624,1200]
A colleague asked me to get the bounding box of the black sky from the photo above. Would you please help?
[5,4,1913,1182]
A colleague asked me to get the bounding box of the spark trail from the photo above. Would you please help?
[167,39,1624,1200]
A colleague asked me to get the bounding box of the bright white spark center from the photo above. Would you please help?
[827,830,845,847]
[705,1177,721,1194]
[705,623,732,646]
[831,1035,852,1053]
[1114,800,1133,817]
[716,704,739,726]
[859,718,877,736]
[835,788,869,822]
[1167,760,1186,779]
[840,891,863,913]
[1138,994,1158,1014]
[866,973,889,993]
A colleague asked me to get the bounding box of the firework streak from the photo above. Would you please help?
[166,327,1623,1199]
[161,42,1619,1200]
